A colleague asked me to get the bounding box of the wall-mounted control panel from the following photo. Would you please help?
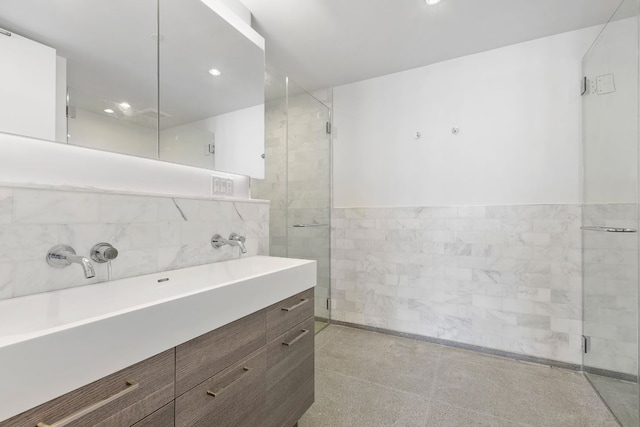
[211,175,234,196]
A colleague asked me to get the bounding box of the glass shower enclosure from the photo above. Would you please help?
[253,70,332,333]
[581,0,639,425]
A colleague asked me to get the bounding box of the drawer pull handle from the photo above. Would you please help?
[282,329,310,347]
[36,381,139,427]
[207,367,250,398]
[281,298,309,312]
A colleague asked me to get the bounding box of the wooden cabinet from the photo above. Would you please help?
[266,317,315,427]
[1,350,175,427]
[267,288,314,341]
[176,348,267,427]
[132,403,174,427]
[176,309,266,396]
[1,287,315,427]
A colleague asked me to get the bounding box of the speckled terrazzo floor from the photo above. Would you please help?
[300,325,619,427]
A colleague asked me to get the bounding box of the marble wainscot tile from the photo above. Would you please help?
[332,204,583,365]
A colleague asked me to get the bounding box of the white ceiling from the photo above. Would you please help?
[240,0,624,91]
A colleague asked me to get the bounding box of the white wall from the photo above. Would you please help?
[333,26,602,208]
[185,104,265,178]
[583,17,638,204]
[69,109,158,159]
[0,31,57,141]
[159,124,215,169]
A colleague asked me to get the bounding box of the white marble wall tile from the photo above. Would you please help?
[0,263,13,298]
[14,189,100,224]
[0,188,12,224]
[0,224,59,262]
[157,198,200,222]
[99,194,158,223]
[332,204,584,365]
[582,206,637,374]
[0,186,269,300]
[13,259,99,297]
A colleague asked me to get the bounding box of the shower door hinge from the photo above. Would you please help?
[582,335,591,354]
[326,121,332,135]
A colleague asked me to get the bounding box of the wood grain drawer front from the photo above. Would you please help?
[132,402,174,427]
[176,309,266,396]
[175,347,267,427]
[266,317,315,427]
[1,349,175,427]
[266,288,314,342]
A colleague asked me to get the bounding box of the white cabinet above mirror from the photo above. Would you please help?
[0,0,265,179]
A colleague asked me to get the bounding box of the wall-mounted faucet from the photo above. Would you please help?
[211,233,248,254]
[46,245,96,279]
[90,242,119,263]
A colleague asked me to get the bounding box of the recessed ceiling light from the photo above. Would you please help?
[425,0,441,4]
[104,108,115,114]
[119,102,131,110]
[208,68,222,76]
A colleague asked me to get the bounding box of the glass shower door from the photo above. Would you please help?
[286,81,332,333]
[582,1,639,425]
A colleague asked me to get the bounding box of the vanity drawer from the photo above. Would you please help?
[266,317,315,427]
[175,309,266,396]
[175,347,267,427]
[266,288,314,341]
[1,349,175,427]
[132,402,174,427]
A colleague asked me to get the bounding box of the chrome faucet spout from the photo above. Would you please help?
[66,254,96,279]
[46,245,96,279]
[228,233,248,254]
[211,233,248,254]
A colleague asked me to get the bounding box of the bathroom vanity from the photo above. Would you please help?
[0,256,316,426]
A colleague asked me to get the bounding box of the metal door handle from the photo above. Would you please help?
[36,381,139,427]
[281,298,309,312]
[581,226,637,233]
[292,223,328,228]
[207,367,250,397]
[282,329,310,346]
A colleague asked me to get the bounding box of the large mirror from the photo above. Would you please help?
[0,0,265,178]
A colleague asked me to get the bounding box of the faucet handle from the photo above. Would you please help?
[91,243,119,263]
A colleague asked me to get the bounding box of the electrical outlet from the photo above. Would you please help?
[211,176,234,197]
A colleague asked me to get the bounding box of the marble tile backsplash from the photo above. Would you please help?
[0,187,269,300]
[331,204,583,365]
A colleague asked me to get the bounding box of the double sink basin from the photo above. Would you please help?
[0,256,316,421]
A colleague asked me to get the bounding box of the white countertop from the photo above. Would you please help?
[0,256,316,421]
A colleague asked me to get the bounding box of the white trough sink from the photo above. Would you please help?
[0,256,316,421]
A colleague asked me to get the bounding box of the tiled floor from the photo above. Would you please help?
[587,373,638,427]
[300,325,619,427]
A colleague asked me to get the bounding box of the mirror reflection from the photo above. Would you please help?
[0,0,265,178]
[158,0,265,177]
